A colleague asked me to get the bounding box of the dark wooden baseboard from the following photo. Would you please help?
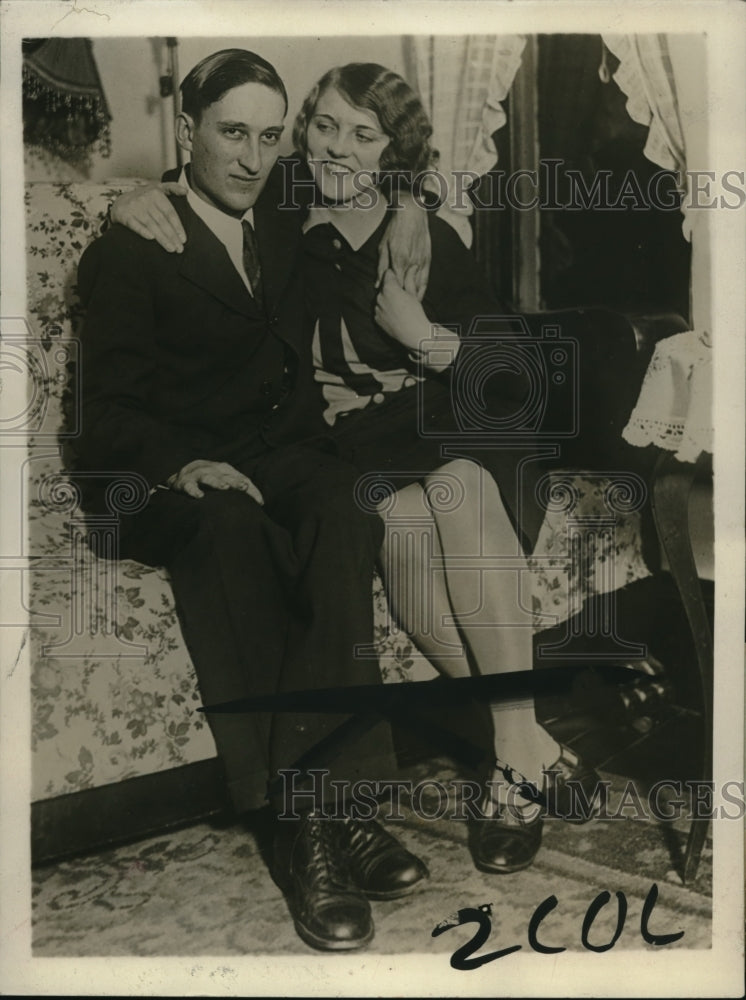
[32,758,229,866]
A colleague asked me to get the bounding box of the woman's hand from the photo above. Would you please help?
[375,269,431,354]
[167,460,264,502]
[376,192,431,300]
[111,182,188,253]
[376,269,461,372]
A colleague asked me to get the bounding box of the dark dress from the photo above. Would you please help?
[302,208,546,552]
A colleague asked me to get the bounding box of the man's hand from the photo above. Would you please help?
[111,182,188,253]
[376,191,431,301]
[167,460,264,502]
[375,268,430,353]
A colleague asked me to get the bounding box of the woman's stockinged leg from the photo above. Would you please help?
[378,483,472,679]
[377,484,497,780]
[422,459,560,789]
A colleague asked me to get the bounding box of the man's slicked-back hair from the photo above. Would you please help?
[180,48,288,121]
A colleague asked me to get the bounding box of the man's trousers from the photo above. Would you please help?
[114,443,397,813]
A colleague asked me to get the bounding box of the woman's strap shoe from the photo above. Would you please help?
[468,793,543,875]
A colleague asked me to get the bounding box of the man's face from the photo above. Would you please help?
[178,82,286,216]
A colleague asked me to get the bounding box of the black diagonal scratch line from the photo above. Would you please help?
[198,664,639,716]
[204,664,646,805]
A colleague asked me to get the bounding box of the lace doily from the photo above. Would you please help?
[622,330,712,462]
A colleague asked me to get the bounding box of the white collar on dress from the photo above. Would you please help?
[302,193,387,252]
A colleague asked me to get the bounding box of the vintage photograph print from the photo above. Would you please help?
[1,1,743,996]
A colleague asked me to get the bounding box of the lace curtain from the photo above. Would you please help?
[601,34,685,178]
[605,34,713,460]
[602,33,711,345]
[405,35,526,246]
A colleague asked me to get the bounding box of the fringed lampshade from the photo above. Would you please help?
[23,38,112,164]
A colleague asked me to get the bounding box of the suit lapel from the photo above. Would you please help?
[252,188,301,316]
[172,185,302,324]
[174,199,258,320]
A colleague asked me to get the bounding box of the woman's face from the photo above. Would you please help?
[306,85,390,203]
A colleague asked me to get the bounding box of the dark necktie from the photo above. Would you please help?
[241,219,264,309]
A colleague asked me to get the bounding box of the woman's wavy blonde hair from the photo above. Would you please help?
[293,63,436,180]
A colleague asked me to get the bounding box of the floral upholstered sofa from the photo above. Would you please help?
[21,182,651,855]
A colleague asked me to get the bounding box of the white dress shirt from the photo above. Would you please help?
[179,166,256,296]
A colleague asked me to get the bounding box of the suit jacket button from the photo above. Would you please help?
[261,379,273,395]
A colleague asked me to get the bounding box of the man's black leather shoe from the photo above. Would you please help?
[340,818,429,900]
[543,745,606,823]
[468,794,543,875]
[272,811,374,951]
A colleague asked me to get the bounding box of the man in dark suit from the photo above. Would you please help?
[75,48,427,953]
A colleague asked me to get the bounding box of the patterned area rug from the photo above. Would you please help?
[32,761,711,958]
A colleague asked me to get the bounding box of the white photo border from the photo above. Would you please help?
[1,1,743,996]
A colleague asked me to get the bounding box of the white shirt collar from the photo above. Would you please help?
[179,165,254,238]
[179,166,255,294]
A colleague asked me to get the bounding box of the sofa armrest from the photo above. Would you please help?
[628,312,690,361]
